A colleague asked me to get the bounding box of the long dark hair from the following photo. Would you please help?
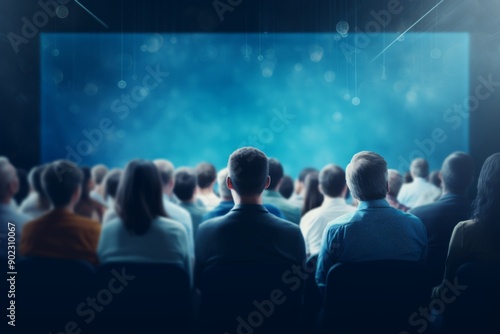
[115,160,167,235]
[302,172,324,216]
[472,153,500,235]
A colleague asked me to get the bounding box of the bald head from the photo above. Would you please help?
[441,152,475,195]
[217,168,232,199]
[0,157,19,202]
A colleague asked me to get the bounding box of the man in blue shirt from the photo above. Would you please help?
[202,168,285,221]
[316,151,428,292]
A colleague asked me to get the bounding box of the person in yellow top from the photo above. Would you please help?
[20,160,101,265]
[433,153,500,298]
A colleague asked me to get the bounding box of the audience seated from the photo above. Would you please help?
[74,167,106,222]
[19,160,101,264]
[398,158,441,209]
[13,167,29,206]
[89,164,108,205]
[195,162,221,211]
[19,164,51,218]
[290,167,318,206]
[154,159,194,256]
[386,169,409,212]
[262,158,301,224]
[316,151,428,291]
[195,147,306,284]
[411,152,475,284]
[97,160,191,277]
[202,168,285,221]
[300,164,355,257]
[433,152,500,297]
[301,171,323,216]
[0,157,30,258]
[174,167,207,238]
[278,174,294,199]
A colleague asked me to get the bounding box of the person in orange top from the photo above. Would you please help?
[20,160,101,265]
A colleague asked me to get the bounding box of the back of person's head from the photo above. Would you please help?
[115,159,166,235]
[441,152,475,195]
[29,164,51,209]
[173,168,198,202]
[278,175,294,199]
[302,172,323,216]
[410,158,430,179]
[267,158,284,190]
[91,164,108,186]
[0,157,18,202]
[346,151,388,201]
[228,147,269,196]
[473,153,500,232]
[14,168,29,204]
[217,168,232,199]
[404,171,413,184]
[104,169,122,200]
[42,160,83,208]
[154,159,175,187]
[79,167,93,199]
[299,167,318,184]
[387,169,404,197]
[319,164,346,198]
[196,162,217,190]
[429,170,441,189]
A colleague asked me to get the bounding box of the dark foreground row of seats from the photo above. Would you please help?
[1,257,499,334]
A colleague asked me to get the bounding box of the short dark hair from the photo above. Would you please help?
[104,169,122,200]
[298,167,318,183]
[267,158,284,190]
[173,168,198,201]
[302,172,324,216]
[196,162,217,189]
[278,175,294,199]
[115,160,167,235]
[319,164,346,198]
[228,147,269,196]
[387,169,403,197]
[346,151,388,201]
[42,160,83,208]
[79,167,92,200]
[441,152,475,195]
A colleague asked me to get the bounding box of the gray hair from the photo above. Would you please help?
[346,151,388,201]
[154,159,175,186]
[0,157,16,200]
[387,169,403,197]
[410,158,430,178]
[217,168,232,199]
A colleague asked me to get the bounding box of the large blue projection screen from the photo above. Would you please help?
[41,33,469,176]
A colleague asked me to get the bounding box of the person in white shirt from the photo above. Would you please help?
[98,160,191,280]
[397,158,441,209]
[154,159,194,257]
[300,164,355,257]
[89,164,109,206]
[101,169,123,223]
[195,162,220,211]
[19,164,51,218]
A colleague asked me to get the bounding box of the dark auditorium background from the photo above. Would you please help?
[1,0,500,183]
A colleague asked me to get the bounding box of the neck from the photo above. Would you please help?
[222,196,233,202]
[234,194,262,205]
[199,187,213,195]
[54,204,74,212]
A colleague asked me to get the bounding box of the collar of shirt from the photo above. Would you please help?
[357,199,391,210]
[232,203,268,213]
[412,177,428,184]
[321,197,348,208]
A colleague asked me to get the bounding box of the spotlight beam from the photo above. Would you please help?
[73,0,109,29]
[370,0,445,63]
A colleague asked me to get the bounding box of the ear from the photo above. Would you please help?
[264,176,271,189]
[226,176,234,190]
